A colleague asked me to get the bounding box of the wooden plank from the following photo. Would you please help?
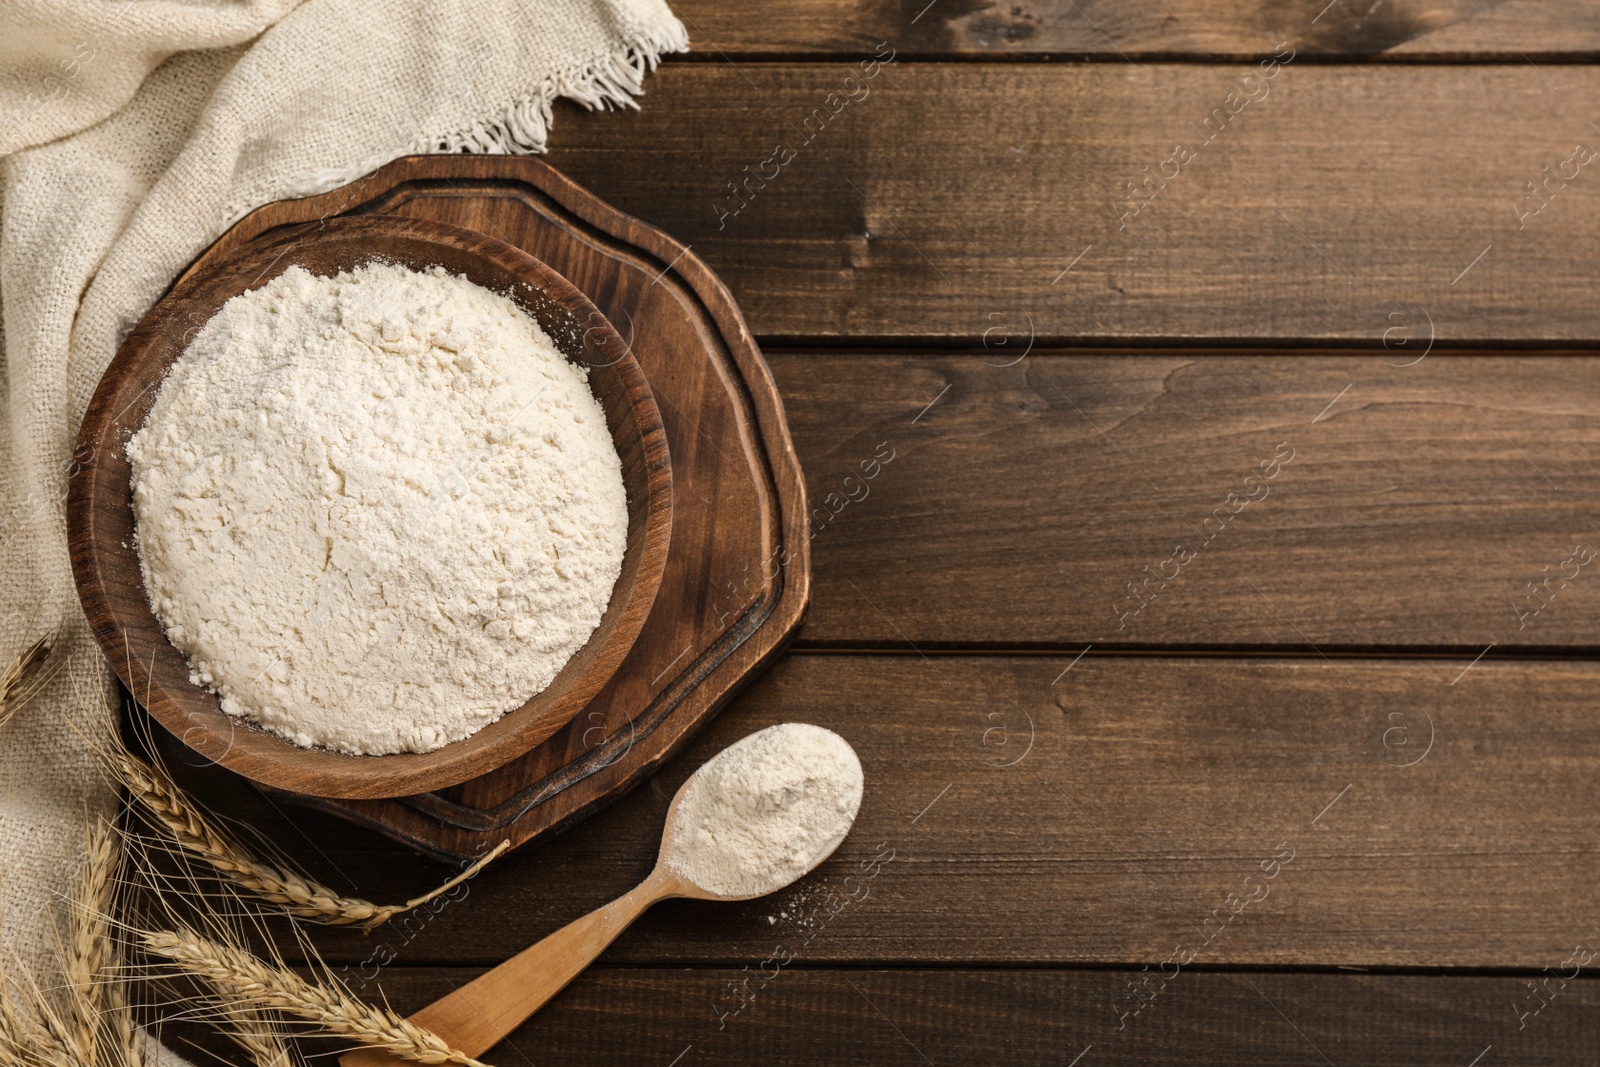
[769,352,1600,650]
[544,64,1600,345]
[289,966,1600,1067]
[672,0,1600,60]
[203,654,1600,970]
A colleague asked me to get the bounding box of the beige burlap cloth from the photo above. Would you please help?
[0,0,685,1002]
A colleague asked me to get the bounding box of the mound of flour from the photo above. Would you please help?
[667,724,863,897]
[127,262,628,755]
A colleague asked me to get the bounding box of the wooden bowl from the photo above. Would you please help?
[68,215,672,799]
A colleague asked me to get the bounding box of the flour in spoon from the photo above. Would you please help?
[127,261,627,755]
[667,724,864,897]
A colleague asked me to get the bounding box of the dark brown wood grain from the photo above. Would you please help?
[671,0,1600,60]
[74,215,674,800]
[174,652,1600,971]
[768,352,1600,651]
[539,64,1600,345]
[277,966,1600,1067]
[96,10,1600,1055]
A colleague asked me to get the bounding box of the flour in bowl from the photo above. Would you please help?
[127,261,628,755]
[666,723,863,897]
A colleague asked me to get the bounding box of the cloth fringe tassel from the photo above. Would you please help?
[234,12,689,225]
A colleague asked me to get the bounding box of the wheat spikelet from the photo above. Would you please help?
[63,817,120,1067]
[101,975,142,1067]
[142,929,486,1067]
[0,962,75,1067]
[103,743,506,930]
[0,993,51,1067]
[30,975,82,1067]
[117,831,301,1067]
[216,1006,296,1067]
[0,635,55,730]
[71,817,145,1067]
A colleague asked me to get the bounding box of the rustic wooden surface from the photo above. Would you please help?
[540,65,1600,345]
[768,352,1600,651]
[206,654,1600,971]
[317,968,1600,1066]
[669,0,1600,59]
[182,6,1600,1064]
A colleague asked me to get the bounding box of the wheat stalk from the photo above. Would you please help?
[0,635,56,730]
[142,928,486,1067]
[103,744,506,930]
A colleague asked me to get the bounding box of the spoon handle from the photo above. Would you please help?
[338,867,675,1067]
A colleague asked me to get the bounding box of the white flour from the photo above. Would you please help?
[667,724,863,897]
[127,262,628,755]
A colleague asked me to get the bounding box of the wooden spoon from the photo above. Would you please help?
[339,728,860,1067]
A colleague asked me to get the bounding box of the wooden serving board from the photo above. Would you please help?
[152,155,809,862]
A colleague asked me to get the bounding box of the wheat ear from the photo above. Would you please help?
[0,961,75,1067]
[0,635,55,730]
[142,929,486,1067]
[102,975,143,1067]
[77,818,145,1067]
[105,745,506,930]
[215,1006,297,1067]
[63,817,122,1067]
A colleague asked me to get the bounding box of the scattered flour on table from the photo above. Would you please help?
[667,724,863,897]
[127,261,628,755]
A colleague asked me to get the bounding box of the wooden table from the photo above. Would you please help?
[211,3,1600,1061]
